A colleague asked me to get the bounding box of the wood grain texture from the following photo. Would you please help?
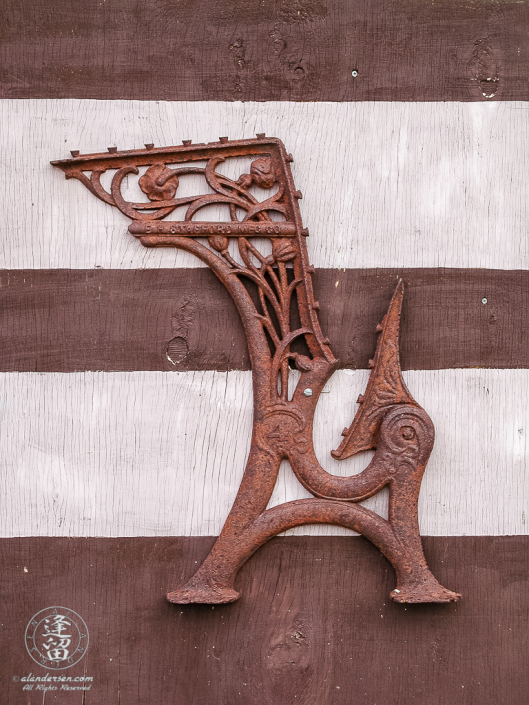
[1,268,528,372]
[1,0,528,101]
[1,369,527,537]
[3,100,529,270]
[1,536,527,705]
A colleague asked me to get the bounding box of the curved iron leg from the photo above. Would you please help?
[168,495,458,605]
[381,406,461,602]
[168,406,460,604]
[167,442,282,603]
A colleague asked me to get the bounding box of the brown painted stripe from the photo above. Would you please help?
[1,0,527,101]
[1,268,528,372]
[1,536,527,704]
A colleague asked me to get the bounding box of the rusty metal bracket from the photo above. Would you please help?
[51,136,460,605]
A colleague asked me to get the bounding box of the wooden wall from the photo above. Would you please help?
[1,1,528,703]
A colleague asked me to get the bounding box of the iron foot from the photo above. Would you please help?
[167,575,240,604]
[390,580,461,604]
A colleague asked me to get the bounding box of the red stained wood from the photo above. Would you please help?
[0,0,527,101]
[0,536,527,704]
[1,268,528,372]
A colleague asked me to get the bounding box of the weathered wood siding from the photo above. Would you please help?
[1,0,528,101]
[3,536,528,705]
[2,268,529,372]
[2,101,528,270]
[1,369,528,538]
[1,1,528,702]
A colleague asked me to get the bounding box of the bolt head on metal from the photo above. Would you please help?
[351,70,358,77]
[482,298,488,304]
[304,388,313,397]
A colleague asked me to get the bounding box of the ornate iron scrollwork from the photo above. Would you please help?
[52,136,460,605]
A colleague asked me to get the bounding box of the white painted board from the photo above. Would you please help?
[1,369,527,537]
[1,100,528,270]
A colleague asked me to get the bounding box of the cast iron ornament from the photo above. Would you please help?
[52,136,461,605]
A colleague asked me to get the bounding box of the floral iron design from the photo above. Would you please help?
[52,136,460,605]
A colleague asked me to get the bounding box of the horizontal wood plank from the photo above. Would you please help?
[1,268,528,372]
[3,100,529,270]
[1,0,528,101]
[1,536,527,705]
[1,369,527,537]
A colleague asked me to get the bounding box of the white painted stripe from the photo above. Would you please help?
[1,369,527,537]
[1,100,528,270]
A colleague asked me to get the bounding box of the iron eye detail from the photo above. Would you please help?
[401,426,416,441]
